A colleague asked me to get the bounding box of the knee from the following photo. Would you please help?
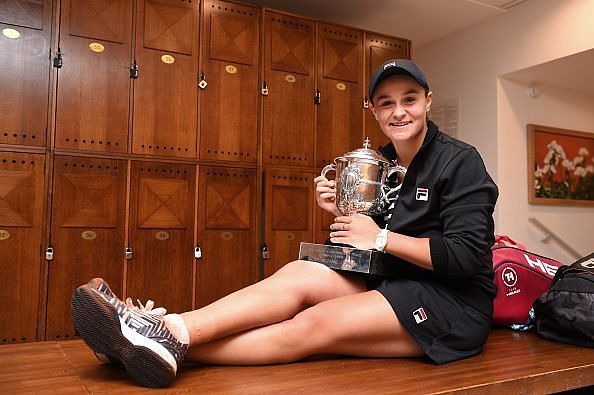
[274,308,331,363]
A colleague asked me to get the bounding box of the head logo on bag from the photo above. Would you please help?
[524,254,558,277]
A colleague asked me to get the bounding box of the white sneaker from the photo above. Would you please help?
[71,278,188,388]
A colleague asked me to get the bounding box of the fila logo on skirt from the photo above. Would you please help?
[413,307,428,324]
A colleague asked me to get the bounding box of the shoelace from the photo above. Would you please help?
[124,297,167,316]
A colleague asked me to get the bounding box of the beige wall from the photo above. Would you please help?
[415,0,594,262]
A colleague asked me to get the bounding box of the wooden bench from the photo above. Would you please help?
[1,329,593,394]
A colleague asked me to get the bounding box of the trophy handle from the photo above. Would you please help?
[321,163,336,179]
[383,165,407,201]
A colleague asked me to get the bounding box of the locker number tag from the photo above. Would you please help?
[89,43,105,53]
[81,230,97,240]
[221,232,234,240]
[0,230,10,240]
[285,75,296,83]
[2,28,20,39]
[161,54,175,64]
[336,82,346,91]
[155,231,170,240]
[225,65,238,74]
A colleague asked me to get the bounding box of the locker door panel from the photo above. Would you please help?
[199,0,259,163]
[196,166,257,307]
[263,169,313,277]
[263,12,314,167]
[54,0,132,153]
[46,156,126,340]
[364,33,410,151]
[132,0,199,158]
[316,23,363,169]
[0,0,52,147]
[0,152,45,343]
[128,161,195,313]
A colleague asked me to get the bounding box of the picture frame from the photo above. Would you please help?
[527,124,594,207]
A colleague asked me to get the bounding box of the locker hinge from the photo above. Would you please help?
[194,245,202,259]
[363,97,369,109]
[125,246,133,260]
[261,81,268,96]
[261,243,270,260]
[314,89,321,104]
[45,246,54,261]
[130,62,139,79]
[198,72,207,89]
[52,51,63,68]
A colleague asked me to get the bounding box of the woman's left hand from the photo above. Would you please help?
[329,214,381,250]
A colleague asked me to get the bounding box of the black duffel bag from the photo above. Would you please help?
[533,253,594,348]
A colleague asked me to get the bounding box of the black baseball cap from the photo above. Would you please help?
[368,59,429,102]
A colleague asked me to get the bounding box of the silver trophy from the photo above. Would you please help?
[299,138,407,276]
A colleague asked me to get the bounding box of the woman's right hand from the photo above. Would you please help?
[314,175,341,217]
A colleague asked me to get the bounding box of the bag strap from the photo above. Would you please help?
[494,235,526,250]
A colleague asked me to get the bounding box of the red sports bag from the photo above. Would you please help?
[492,235,563,326]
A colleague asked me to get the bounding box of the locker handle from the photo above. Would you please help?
[52,51,62,68]
[194,245,202,259]
[125,246,132,260]
[262,243,270,260]
[363,97,369,109]
[314,89,321,105]
[261,81,268,96]
[198,72,207,89]
[46,246,54,261]
[130,62,139,79]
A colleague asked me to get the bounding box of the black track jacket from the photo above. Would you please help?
[378,121,499,316]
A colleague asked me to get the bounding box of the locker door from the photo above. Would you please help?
[46,156,126,340]
[199,0,259,163]
[364,33,410,150]
[128,161,195,313]
[196,166,257,307]
[0,152,45,343]
[0,0,52,147]
[262,11,315,168]
[263,168,313,277]
[132,0,199,158]
[316,23,363,168]
[54,0,132,153]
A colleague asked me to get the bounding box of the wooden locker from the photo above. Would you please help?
[315,22,363,169]
[128,161,195,313]
[364,33,410,151]
[263,168,314,277]
[196,166,257,307]
[45,156,126,340]
[0,0,52,147]
[54,0,133,153]
[0,152,45,343]
[132,0,199,158]
[199,0,259,163]
[262,11,315,168]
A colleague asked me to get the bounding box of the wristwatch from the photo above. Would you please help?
[374,228,389,252]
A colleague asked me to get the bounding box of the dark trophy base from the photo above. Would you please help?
[298,242,397,277]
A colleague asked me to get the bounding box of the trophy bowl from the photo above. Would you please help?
[299,138,407,277]
[321,138,406,216]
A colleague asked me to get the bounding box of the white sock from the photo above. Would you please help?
[164,314,190,345]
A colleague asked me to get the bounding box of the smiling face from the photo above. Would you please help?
[369,74,432,149]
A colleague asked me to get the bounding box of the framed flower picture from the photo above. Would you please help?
[528,124,594,206]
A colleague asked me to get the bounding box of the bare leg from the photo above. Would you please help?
[180,260,367,345]
[185,290,423,365]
